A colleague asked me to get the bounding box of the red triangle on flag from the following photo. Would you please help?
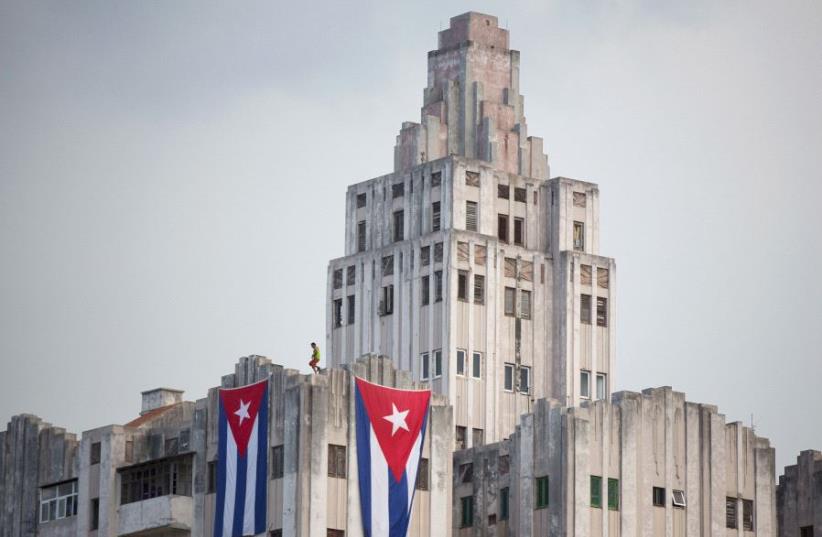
[355,377,431,482]
[219,380,267,457]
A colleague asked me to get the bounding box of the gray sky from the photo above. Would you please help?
[1,1,820,472]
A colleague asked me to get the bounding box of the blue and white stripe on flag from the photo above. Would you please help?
[354,377,431,537]
[214,379,268,537]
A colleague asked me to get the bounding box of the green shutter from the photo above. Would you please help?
[590,475,602,508]
[500,487,510,520]
[536,476,549,509]
[608,478,619,510]
[461,496,473,527]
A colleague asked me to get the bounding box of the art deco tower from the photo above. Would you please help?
[327,12,616,446]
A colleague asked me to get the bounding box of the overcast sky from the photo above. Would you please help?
[1,1,820,472]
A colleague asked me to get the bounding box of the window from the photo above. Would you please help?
[472,352,482,379]
[328,530,344,537]
[466,201,478,231]
[392,182,404,198]
[534,191,538,205]
[653,487,666,507]
[421,275,430,305]
[270,531,283,537]
[580,294,592,324]
[327,444,346,478]
[420,245,430,266]
[356,192,367,208]
[421,353,430,380]
[456,349,466,376]
[380,285,394,315]
[382,255,394,276]
[520,290,531,319]
[504,287,516,316]
[457,241,469,261]
[726,497,737,528]
[581,264,592,285]
[597,267,609,289]
[119,455,193,504]
[346,265,356,285]
[742,499,754,531]
[608,478,619,510]
[672,489,686,508]
[455,426,467,450]
[333,299,343,327]
[460,496,474,527]
[801,526,814,537]
[208,461,217,492]
[357,221,366,252]
[333,269,343,289]
[489,514,497,526]
[434,271,443,302]
[596,373,606,400]
[519,366,531,394]
[271,445,284,479]
[39,480,78,523]
[125,440,133,463]
[597,297,608,327]
[503,364,514,391]
[510,186,524,202]
[498,184,510,199]
[499,455,510,475]
[431,171,441,187]
[472,428,483,447]
[90,498,99,530]
[499,487,510,520]
[465,171,480,187]
[580,370,591,399]
[573,221,585,251]
[498,214,509,242]
[472,275,485,304]
[434,242,443,263]
[573,191,587,207]
[504,257,517,278]
[90,442,101,465]
[393,210,404,242]
[433,349,442,377]
[474,244,486,266]
[591,475,602,508]
[416,458,429,491]
[458,271,468,300]
[514,217,524,245]
[432,202,441,231]
[347,296,355,324]
[535,476,549,509]
[459,462,473,483]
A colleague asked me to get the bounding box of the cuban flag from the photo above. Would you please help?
[354,377,432,537]
[214,379,268,537]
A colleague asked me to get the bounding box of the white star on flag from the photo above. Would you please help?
[382,403,410,436]
[234,400,251,425]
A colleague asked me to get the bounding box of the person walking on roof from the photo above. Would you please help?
[309,342,321,374]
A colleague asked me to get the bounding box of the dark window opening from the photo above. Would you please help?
[357,221,366,252]
[90,442,101,465]
[597,297,608,327]
[498,214,509,243]
[591,475,602,508]
[432,202,441,232]
[434,271,443,302]
[393,210,404,242]
[271,445,284,479]
[119,455,193,505]
[333,299,342,327]
[431,171,442,187]
[573,221,585,251]
[536,476,549,509]
[380,285,394,315]
[514,217,524,245]
[653,487,666,507]
[356,193,366,208]
[726,497,737,528]
[473,275,485,304]
[498,184,510,199]
[608,478,619,510]
[421,275,430,305]
[499,487,509,520]
[420,246,430,266]
[460,496,474,527]
[416,458,429,491]
[466,201,478,231]
[514,187,527,203]
[457,271,468,300]
[455,426,467,450]
[347,296,355,325]
[327,445,346,478]
[581,294,592,324]
[392,182,404,198]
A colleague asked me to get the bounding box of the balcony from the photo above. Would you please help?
[118,495,193,536]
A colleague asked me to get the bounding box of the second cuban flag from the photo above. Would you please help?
[214,379,268,537]
[355,377,432,537]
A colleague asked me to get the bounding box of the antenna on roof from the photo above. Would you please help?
[751,413,756,433]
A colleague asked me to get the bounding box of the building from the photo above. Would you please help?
[0,355,453,537]
[327,11,616,447]
[453,387,776,537]
[0,10,800,537]
[777,450,822,537]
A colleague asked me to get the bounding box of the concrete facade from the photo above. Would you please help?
[777,451,822,537]
[0,355,453,537]
[452,387,776,537]
[327,12,616,447]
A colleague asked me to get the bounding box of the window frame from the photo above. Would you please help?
[327,444,347,478]
[580,370,591,399]
[597,296,608,327]
[513,217,525,246]
[420,353,430,380]
[519,366,531,394]
[433,349,443,378]
[456,349,466,376]
[472,352,482,379]
[535,476,549,509]
[457,271,468,301]
[580,294,592,324]
[653,487,666,507]
[608,478,619,510]
[432,201,441,232]
[346,295,355,325]
[460,496,474,528]
[590,475,602,508]
[357,221,366,252]
[498,214,509,243]
[596,373,607,400]
[726,497,738,529]
[672,489,686,508]
[520,289,531,319]
[573,221,585,251]
[466,201,478,232]
[504,287,516,316]
[503,363,514,391]
[473,274,485,304]
[393,210,404,242]
[499,486,510,520]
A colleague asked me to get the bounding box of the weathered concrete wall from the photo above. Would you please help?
[777,450,822,537]
[329,155,616,443]
[0,415,78,537]
[453,388,777,537]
